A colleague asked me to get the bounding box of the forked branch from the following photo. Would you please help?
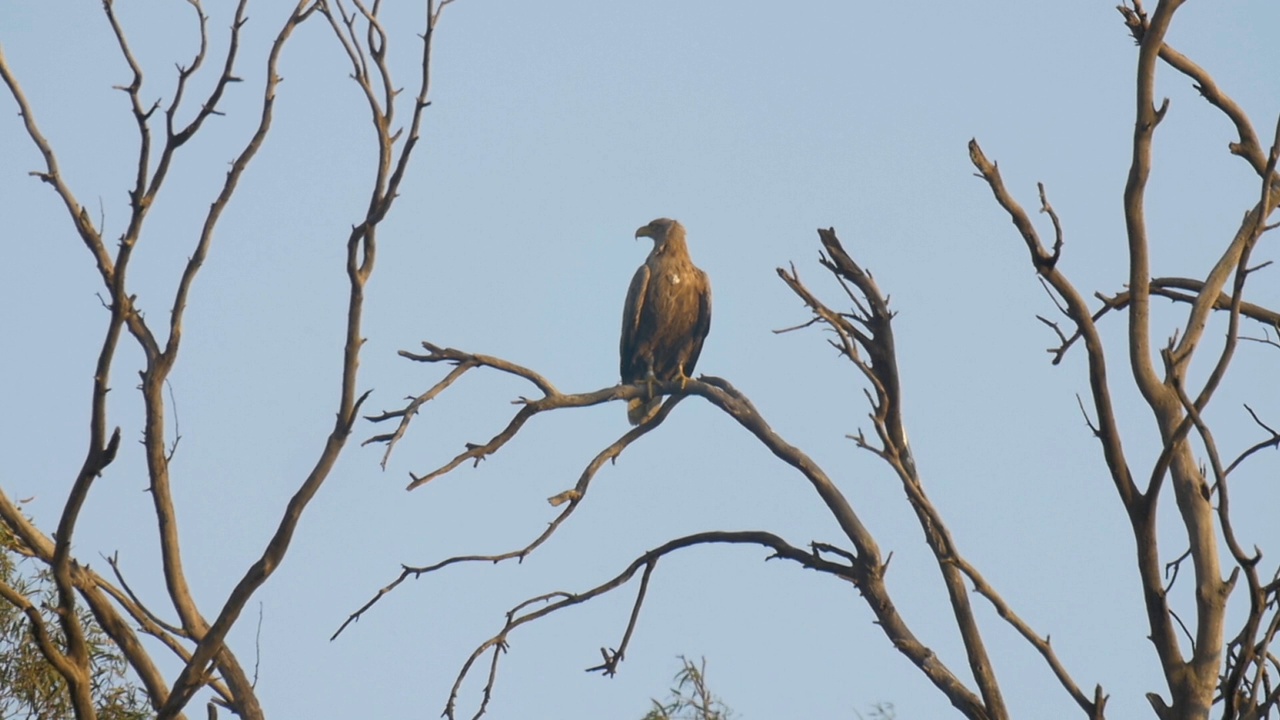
[439,531,857,720]
[158,2,452,716]
[780,228,1104,719]
[969,140,1139,511]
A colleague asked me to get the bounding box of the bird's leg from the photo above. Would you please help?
[676,364,690,390]
[644,366,657,401]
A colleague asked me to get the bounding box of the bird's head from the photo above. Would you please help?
[635,218,684,245]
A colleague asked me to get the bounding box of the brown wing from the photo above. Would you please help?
[620,263,651,382]
[681,267,712,376]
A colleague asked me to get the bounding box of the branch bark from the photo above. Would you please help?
[2,1,455,718]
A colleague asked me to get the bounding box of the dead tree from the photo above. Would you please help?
[346,3,1279,720]
[0,1,455,718]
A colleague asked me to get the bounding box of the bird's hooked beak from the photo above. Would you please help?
[634,223,654,240]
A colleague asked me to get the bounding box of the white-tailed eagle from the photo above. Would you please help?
[620,218,712,425]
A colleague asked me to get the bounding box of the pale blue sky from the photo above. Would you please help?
[3,2,1279,718]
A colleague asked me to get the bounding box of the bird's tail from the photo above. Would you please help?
[627,397,662,426]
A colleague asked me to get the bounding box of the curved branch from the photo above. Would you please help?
[584,560,656,677]
[953,553,1106,719]
[336,402,680,640]
[1120,0,1183,407]
[1120,1,1272,178]
[1226,406,1280,476]
[1167,192,1279,373]
[1102,277,1280,329]
[441,531,855,720]
[0,41,114,291]
[970,140,1139,510]
[363,359,478,469]
[404,341,561,396]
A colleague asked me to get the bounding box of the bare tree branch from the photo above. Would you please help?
[951,552,1106,719]
[787,229,1015,719]
[441,531,859,720]
[584,560,657,677]
[1226,406,1280,476]
[338,395,682,641]
[159,2,450,715]
[1120,2,1277,180]
[969,140,1140,510]
[363,360,478,469]
[1101,277,1280,329]
[1119,0,1181,409]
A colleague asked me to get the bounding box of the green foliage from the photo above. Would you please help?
[643,656,733,720]
[0,527,151,720]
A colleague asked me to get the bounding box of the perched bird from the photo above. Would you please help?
[620,218,712,425]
